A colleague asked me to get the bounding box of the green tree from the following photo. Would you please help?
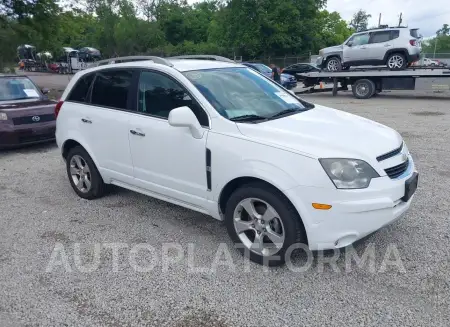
[313,10,353,49]
[349,9,371,32]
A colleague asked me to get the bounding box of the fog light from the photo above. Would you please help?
[312,203,332,210]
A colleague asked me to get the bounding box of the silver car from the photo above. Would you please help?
[317,27,422,71]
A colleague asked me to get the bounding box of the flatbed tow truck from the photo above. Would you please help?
[296,66,450,99]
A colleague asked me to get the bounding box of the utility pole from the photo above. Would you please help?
[433,36,438,59]
[398,13,403,27]
[378,13,381,27]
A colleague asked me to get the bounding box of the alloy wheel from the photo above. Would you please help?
[70,155,92,193]
[233,198,285,256]
[327,58,340,71]
[387,55,404,69]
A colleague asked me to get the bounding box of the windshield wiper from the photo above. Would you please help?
[9,97,36,100]
[230,114,268,122]
[269,108,303,119]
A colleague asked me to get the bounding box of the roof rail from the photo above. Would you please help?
[358,26,410,33]
[90,56,174,67]
[168,55,235,63]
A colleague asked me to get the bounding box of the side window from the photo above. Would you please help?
[138,71,209,127]
[370,31,392,44]
[352,33,370,46]
[91,69,133,110]
[67,73,94,103]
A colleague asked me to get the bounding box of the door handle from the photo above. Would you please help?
[130,130,145,137]
[81,118,92,124]
[360,46,367,49]
[384,44,391,47]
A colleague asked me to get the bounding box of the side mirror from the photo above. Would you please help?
[168,106,204,139]
[346,42,353,47]
[41,88,50,95]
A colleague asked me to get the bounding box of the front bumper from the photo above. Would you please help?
[316,56,325,68]
[286,159,417,250]
[0,122,56,148]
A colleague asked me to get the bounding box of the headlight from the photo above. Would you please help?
[319,158,379,189]
[0,113,7,121]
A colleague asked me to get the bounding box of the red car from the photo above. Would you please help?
[0,75,56,148]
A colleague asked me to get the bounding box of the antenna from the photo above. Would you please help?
[398,13,403,27]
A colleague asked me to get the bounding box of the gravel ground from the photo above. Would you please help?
[1,90,450,326]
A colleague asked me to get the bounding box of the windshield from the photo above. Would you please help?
[184,68,311,121]
[0,77,41,102]
[252,64,272,74]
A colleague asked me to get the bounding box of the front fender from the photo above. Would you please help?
[323,50,343,61]
[213,159,299,203]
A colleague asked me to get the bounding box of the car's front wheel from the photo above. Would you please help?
[66,146,105,200]
[225,182,306,266]
[326,57,342,71]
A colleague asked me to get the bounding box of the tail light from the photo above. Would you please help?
[281,68,284,73]
[409,39,417,46]
[54,100,64,119]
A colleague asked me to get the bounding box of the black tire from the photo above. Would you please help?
[325,56,342,71]
[352,79,375,99]
[224,182,306,266]
[386,53,407,70]
[66,146,105,200]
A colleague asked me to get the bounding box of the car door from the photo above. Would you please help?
[71,68,135,184]
[127,69,211,210]
[368,31,394,61]
[343,32,371,63]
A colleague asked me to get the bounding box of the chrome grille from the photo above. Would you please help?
[377,143,403,162]
[385,158,409,179]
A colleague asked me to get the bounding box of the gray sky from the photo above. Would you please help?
[327,0,450,37]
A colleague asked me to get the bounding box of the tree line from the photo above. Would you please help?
[2,0,447,69]
[1,0,354,66]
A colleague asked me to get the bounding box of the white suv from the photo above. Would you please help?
[55,56,418,266]
[317,27,422,71]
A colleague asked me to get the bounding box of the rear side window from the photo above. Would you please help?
[91,69,133,110]
[370,31,392,44]
[67,73,94,103]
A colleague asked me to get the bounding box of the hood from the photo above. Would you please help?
[0,99,53,110]
[321,45,343,53]
[236,105,402,162]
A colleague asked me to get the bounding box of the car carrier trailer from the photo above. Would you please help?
[296,66,450,99]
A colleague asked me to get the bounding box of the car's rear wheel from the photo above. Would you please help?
[352,79,375,99]
[386,53,407,70]
[225,182,306,266]
[326,57,342,71]
[66,146,105,200]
